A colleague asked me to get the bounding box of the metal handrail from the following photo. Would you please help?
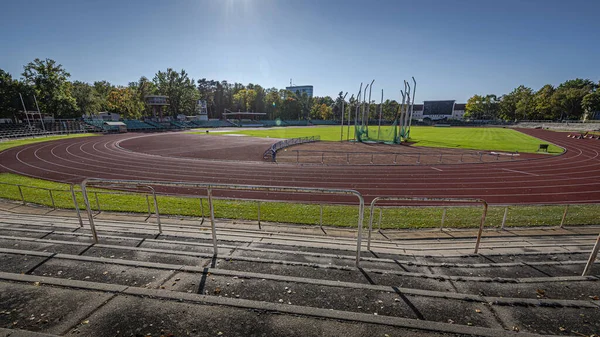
[263,135,320,162]
[80,178,365,267]
[367,197,488,253]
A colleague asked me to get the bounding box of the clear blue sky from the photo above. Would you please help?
[1,0,599,102]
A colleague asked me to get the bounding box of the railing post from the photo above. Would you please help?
[417,153,421,164]
[394,154,398,164]
[199,198,205,226]
[501,207,508,230]
[440,208,447,231]
[18,185,25,205]
[257,201,261,230]
[355,196,365,267]
[560,205,569,228]
[296,150,299,163]
[48,190,56,209]
[321,152,324,164]
[370,154,374,164]
[80,181,99,243]
[70,185,83,227]
[377,208,382,231]
[151,190,162,233]
[319,204,323,229]
[206,187,219,256]
[94,192,101,213]
[474,201,488,254]
[582,233,600,276]
[145,195,151,216]
[439,153,443,163]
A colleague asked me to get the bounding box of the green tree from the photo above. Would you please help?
[465,94,499,120]
[21,58,77,117]
[582,91,600,121]
[72,81,101,116]
[106,87,145,119]
[233,88,257,111]
[0,69,23,120]
[532,85,555,120]
[153,68,198,116]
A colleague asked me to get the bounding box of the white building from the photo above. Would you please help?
[410,101,467,121]
[286,85,313,98]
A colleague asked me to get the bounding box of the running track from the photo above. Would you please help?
[1,128,600,205]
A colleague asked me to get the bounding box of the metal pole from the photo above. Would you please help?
[257,201,261,229]
[206,187,219,256]
[560,205,569,228]
[440,208,447,231]
[582,233,600,276]
[407,77,416,138]
[399,89,406,143]
[80,183,99,243]
[473,201,489,254]
[94,192,101,213]
[146,195,151,217]
[19,93,31,128]
[377,208,383,231]
[296,150,299,163]
[48,190,55,209]
[377,89,383,142]
[354,84,363,141]
[18,185,25,204]
[151,189,162,233]
[355,196,365,267]
[366,79,374,129]
[319,204,323,229]
[70,185,83,227]
[199,198,205,226]
[340,92,347,141]
[361,83,369,129]
[501,207,508,230]
[367,200,375,250]
[33,95,46,131]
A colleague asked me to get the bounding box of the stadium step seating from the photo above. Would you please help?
[0,199,599,336]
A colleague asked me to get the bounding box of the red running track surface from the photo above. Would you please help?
[1,128,599,205]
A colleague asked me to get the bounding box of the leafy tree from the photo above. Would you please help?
[233,89,257,111]
[0,69,23,120]
[72,81,101,116]
[582,91,600,120]
[153,68,198,116]
[128,76,156,117]
[532,85,555,120]
[21,58,77,117]
[106,87,145,119]
[465,94,499,120]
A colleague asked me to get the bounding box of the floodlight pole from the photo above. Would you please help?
[404,82,411,141]
[378,89,383,142]
[340,92,348,142]
[19,93,31,128]
[407,77,417,139]
[33,95,45,131]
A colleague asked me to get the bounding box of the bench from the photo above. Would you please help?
[537,144,549,152]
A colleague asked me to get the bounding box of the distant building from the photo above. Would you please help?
[286,85,313,98]
[410,101,466,121]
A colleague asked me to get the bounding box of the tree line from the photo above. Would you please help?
[465,79,600,121]
[2,58,599,122]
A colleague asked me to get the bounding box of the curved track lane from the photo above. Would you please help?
[1,129,600,205]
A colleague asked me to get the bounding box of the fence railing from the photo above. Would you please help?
[80,178,365,267]
[1,180,599,273]
[263,135,320,162]
[368,197,488,252]
[279,149,517,165]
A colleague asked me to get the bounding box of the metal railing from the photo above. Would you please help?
[279,149,518,165]
[263,135,320,162]
[80,178,365,267]
[367,197,488,253]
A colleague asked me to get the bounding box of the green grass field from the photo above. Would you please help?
[0,133,97,152]
[195,126,562,154]
[1,172,597,230]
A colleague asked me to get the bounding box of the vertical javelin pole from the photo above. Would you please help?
[33,95,46,131]
[408,77,417,139]
[378,89,383,142]
[354,83,363,141]
[361,83,369,128]
[399,89,406,143]
[340,92,348,141]
[366,79,374,130]
[404,82,411,141]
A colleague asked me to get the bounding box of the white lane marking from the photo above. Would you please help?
[431,167,443,172]
[502,168,540,177]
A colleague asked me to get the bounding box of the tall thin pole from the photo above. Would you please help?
[361,83,369,128]
[366,79,374,129]
[399,89,406,143]
[404,82,411,140]
[33,95,45,131]
[378,89,383,142]
[408,77,417,139]
[340,92,348,142]
[353,83,363,141]
[19,93,31,127]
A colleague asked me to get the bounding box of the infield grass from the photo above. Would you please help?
[0,133,97,152]
[1,173,597,229]
[194,126,563,154]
